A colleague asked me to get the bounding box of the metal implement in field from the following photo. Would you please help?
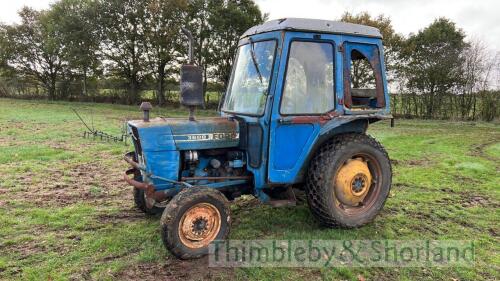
[72,108,128,143]
[123,18,393,259]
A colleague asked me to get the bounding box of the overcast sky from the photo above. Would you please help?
[255,0,499,52]
[0,0,498,52]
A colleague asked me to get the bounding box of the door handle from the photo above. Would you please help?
[278,118,292,124]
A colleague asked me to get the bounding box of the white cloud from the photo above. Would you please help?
[0,0,54,24]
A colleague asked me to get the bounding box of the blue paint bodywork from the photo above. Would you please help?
[126,29,391,202]
[266,32,390,185]
[128,117,239,190]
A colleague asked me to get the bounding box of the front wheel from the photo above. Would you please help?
[160,187,230,259]
[133,187,165,215]
[306,133,392,228]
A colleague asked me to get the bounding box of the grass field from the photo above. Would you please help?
[0,98,498,281]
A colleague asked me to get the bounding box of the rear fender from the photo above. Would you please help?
[293,118,369,183]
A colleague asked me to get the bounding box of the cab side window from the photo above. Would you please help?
[281,41,335,115]
[344,43,385,109]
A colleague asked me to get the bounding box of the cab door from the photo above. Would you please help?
[267,33,341,183]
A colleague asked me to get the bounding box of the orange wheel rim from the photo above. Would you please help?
[334,157,372,206]
[178,203,221,249]
[331,153,384,216]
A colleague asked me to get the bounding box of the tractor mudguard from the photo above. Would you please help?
[294,114,391,183]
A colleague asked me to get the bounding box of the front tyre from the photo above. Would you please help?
[306,133,392,228]
[160,187,230,259]
[133,187,165,215]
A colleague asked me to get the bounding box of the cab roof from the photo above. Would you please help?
[241,18,382,39]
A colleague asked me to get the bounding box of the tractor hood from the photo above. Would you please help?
[128,117,239,151]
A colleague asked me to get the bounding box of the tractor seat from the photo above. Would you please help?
[351,88,377,98]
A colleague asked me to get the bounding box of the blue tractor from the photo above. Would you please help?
[124,18,392,259]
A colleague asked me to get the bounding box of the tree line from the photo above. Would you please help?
[0,2,498,121]
[0,0,264,106]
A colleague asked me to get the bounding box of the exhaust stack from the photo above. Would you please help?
[181,27,194,64]
[140,102,152,122]
[179,27,204,121]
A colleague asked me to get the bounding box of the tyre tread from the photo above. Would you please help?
[305,133,392,228]
[160,187,230,259]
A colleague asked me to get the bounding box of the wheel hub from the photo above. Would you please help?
[334,158,372,206]
[192,217,208,234]
[178,203,221,248]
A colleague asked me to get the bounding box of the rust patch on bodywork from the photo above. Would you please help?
[124,169,168,208]
[370,49,386,108]
[289,111,340,125]
[343,56,353,108]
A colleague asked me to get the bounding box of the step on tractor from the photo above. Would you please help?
[124,18,393,259]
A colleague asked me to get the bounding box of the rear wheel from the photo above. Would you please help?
[160,187,230,259]
[306,133,392,228]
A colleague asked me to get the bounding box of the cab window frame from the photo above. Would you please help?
[278,38,337,116]
[343,42,385,110]
[221,38,279,117]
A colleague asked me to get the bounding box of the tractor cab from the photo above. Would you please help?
[124,18,392,259]
[222,18,390,188]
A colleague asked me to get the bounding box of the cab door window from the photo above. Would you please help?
[280,41,335,115]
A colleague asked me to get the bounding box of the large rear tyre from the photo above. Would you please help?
[160,187,230,259]
[306,133,392,228]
